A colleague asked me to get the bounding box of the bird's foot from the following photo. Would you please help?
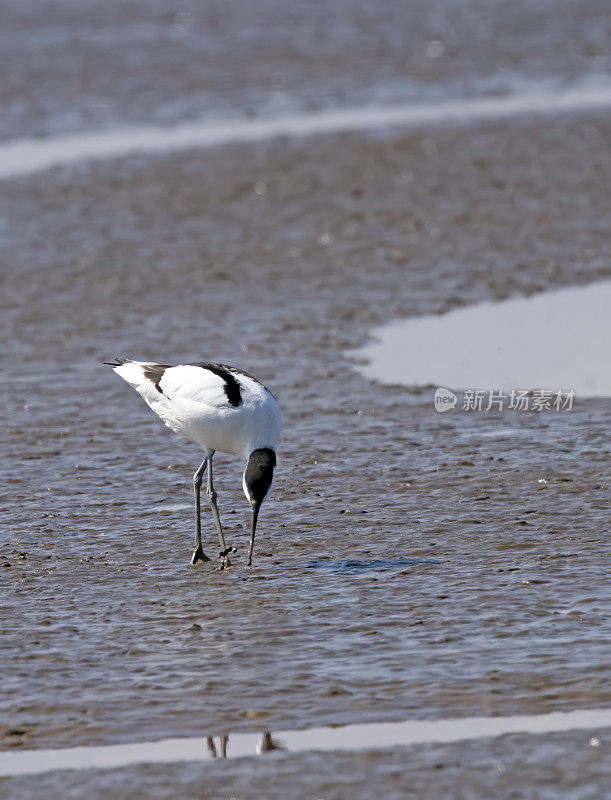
[191,545,211,565]
[218,546,236,570]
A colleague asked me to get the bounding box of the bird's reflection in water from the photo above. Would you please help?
[206,735,228,758]
[257,732,285,753]
[205,732,285,759]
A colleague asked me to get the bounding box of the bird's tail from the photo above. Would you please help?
[102,357,131,367]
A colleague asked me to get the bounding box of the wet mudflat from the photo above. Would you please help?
[2,2,611,797]
[2,110,610,796]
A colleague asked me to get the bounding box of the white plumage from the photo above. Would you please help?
[106,358,281,568]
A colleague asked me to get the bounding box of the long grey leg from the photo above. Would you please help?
[191,457,210,565]
[206,453,235,567]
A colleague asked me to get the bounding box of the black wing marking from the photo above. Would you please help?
[189,363,243,406]
[214,363,277,401]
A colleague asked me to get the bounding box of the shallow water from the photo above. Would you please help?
[353,280,611,398]
[3,78,611,180]
[3,708,610,777]
[2,0,610,141]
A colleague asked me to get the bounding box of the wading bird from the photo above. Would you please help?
[105,359,281,568]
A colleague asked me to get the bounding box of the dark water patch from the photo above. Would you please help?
[307,558,440,575]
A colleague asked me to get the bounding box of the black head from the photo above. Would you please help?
[243,447,276,506]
